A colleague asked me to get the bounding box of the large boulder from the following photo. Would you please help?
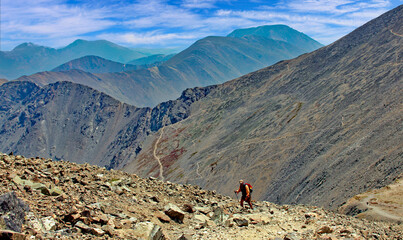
[164,204,185,223]
[0,192,29,232]
[133,221,165,240]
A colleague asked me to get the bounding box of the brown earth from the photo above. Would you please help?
[1,152,402,239]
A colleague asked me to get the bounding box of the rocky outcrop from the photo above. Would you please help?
[0,192,29,232]
[1,153,402,239]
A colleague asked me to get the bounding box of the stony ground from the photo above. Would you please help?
[0,153,402,240]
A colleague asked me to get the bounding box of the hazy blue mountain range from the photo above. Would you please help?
[52,56,140,74]
[52,54,176,74]
[127,54,175,66]
[17,25,323,107]
[0,39,160,79]
[227,24,323,52]
[0,5,401,211]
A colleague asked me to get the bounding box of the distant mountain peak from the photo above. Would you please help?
[13,42,43,51]
[227,24,323,52]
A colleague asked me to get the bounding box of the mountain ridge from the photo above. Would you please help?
[0,39,150,80]
[227,24,323,52]
[123,5,403,209]
[18,25,322,107]
[0,6,401,213]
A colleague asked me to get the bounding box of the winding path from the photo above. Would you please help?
[154,127,165,181]
[362,194,403,221]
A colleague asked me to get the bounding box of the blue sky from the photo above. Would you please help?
[1,0,401,50]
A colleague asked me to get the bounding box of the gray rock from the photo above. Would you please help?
[24,212,43,233]
[75,221,91,232]
[91,227,105,237]
[211,207,228,225]
[0,192,29,232]
[233,217,249,227]
[194,206,211,215]
[134,221,165,240]
[164,203,185,223]
[41,216,57,231]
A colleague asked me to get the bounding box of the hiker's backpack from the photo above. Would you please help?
[244,183,253,193]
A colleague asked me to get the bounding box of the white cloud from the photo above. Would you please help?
[97,31,203,46]
[0,0,398,50]
[284,0,391,14]
[1,0,116,42]
[181,0,219,9]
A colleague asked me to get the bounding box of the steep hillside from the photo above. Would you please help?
[0,40,148,79]
[18,25,322,107]
[51,56,140,73]
[0,81,214,169]
[0,79,7,85]
[1,153,401,239]
[123,6,403,209]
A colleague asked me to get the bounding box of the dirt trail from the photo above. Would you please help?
[361,194,403,221]
[390,29,403,37]
[154,127,165,181]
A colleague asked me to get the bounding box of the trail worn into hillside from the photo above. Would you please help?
[154,127,165,181]
[361,194,403,221]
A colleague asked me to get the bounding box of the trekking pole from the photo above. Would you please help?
[234,191,239,201]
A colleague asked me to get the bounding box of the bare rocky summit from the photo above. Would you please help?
[1,153,402,239]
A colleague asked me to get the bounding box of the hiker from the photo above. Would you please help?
[234,179,253,210]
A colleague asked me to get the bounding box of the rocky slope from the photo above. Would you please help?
[124,5,403,210]
[1,153,401,240]
[17,25,322,107]
[0,79,7,86]
[0,80,214,169]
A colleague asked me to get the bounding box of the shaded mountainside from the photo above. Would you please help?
[1,153,402,239]
[0,40,148,80]
[0,81,215,169]
[17,25,322,107]
[51,56,140,74]
[123,6,403,210]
